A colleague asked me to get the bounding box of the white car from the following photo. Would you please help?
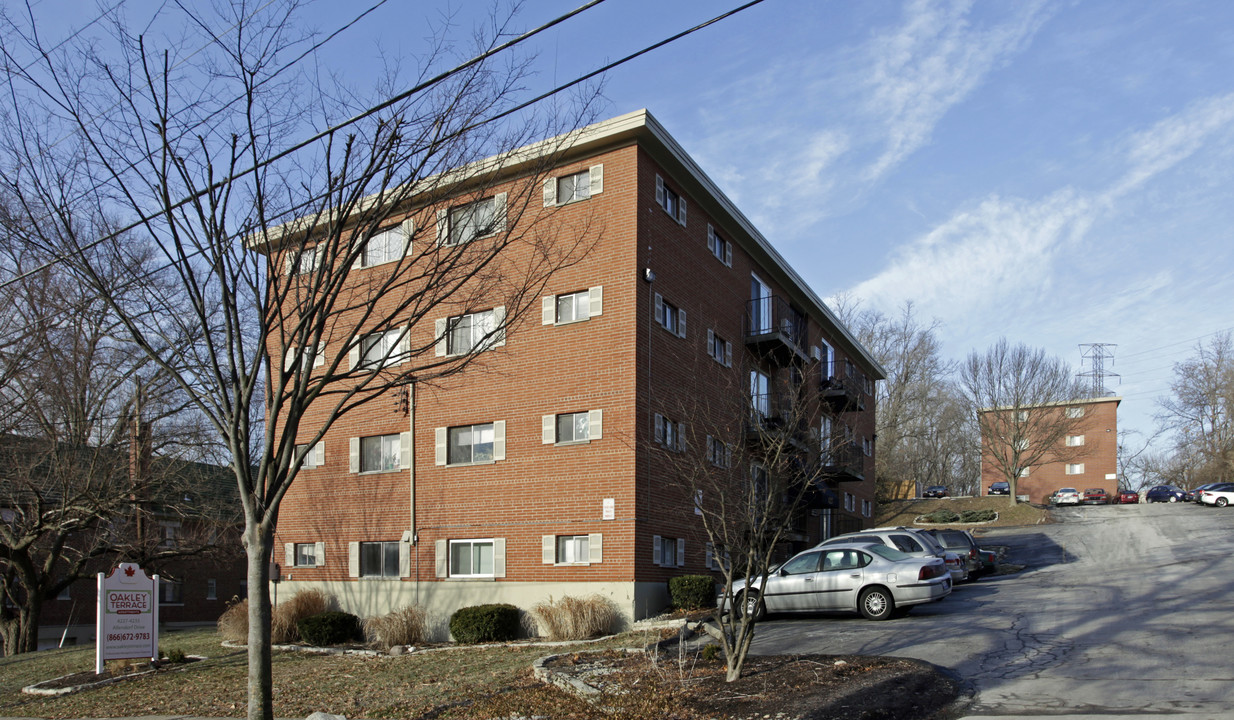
[1200,489,1234,507]
[1051,488,1082,505]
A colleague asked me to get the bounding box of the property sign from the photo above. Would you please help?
[96,563,159,673]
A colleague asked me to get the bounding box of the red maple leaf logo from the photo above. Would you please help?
[124,566,135,577]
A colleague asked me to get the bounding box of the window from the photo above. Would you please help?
[360,434,401,472]
[863,437,873,456]
[556,412,589,443]
[889,534,924,553]
[360,223,410,267]
[781,551,821,575]
[707,225,733,266]
[542,287,603,325]
[441,195,505,246]
[360,541,400,578]
[206,579,217,601]
[160,522,180,548]
[1020,467,1030,477]
[360,327,406,368]
[707,330,732,367]
[556,290,591,324]
[286,245,319,276]
[1066,407,1084,419]
[57,585,71,601]
[654,414,684,451]
[655,175,686,224]
[844,493,855,512]
[1066,435,1086,447]
[861,499,872,518]
[1066,463,1086,475]
[653,293,686,337]
[556,535,590,564]
[448,423,495,465]
[749,370,770,419]
[1016,410,1030,421]
[296,442,324,469]
[294,543,318,568]
[557,171,591,204]
[445,309,504,355]
[655,536,683,567]
[1013,438,1029,451]
[283,343,325,373]
[544,165,602,207]
[705,435,732,468]
[449,539,494,578]
[159,580,183,604]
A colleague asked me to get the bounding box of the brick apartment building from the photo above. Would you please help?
[981,396,1120,503]
[268,110,884,631]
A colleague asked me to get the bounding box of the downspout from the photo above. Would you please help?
[408,383,418,605]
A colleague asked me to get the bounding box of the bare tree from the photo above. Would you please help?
[1157,332,1234,485]
[660,355,851,682]
[1,2,595,713]
[960,339,1088,505]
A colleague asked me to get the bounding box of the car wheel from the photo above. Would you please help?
[1169,496,1178,503]
[858,587,895,621]
[1217,497,1228,508]
[737,591,765,622]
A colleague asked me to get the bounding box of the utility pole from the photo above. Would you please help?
[1077,343,1120,397]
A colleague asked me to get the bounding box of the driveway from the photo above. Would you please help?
[749,503,1234,718]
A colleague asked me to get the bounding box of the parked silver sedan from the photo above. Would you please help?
[722,543,952,621]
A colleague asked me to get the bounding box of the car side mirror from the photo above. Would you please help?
[778,568,788,577]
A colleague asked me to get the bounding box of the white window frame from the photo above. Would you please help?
[357,220,413,268]
[439,308,506,356]
[294,542,318,568]
[1066,407,1085,419]
[447,423,496,466]
[542,287,603,325]
[1066,463,1086,475]
[357,433,404,473]
[706,329,732,367]
[706,224,733,267]
[285,245,319,276]
[653,535,686,567]
[654,293,686,337]
[544,165,603,207]
[861,499,872,518]
[654,174,687,225]
[283,342,326,373]
[438,194,506,247]
[206,578,217,601]
[557,535,590,564]
[653,413,685,452]
[159,579,183,605]
[358,327,408,369]
[1066,435,1086,447]
[1019,466,1030,477]
[448,539,496,578]
[705,435,732,468]
[359,541,401,578]
[295,442,325,469]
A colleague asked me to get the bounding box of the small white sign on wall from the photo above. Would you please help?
[602,498,615,520]
[1105,473,1117,480]
[96,563,159,674]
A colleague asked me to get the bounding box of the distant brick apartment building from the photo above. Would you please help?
[981,396,1120,503]
[267,110,884,630]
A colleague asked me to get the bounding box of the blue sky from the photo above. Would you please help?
[27,0,1234,447]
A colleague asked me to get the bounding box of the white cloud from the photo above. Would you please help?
[860,0,1054,182]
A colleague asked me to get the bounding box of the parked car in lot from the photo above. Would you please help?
[1146,485,1186,503]
[818,527,969,584]
[1200,488,1234,507]
[722,542,952,621]
[1110,489,1139,504]
[1051,488,1082,505]
[1188,482,1234,502]
[923,528,989,578]
[922,485,948,498]
[988,481,1011,496]
[1082,488,1110,505]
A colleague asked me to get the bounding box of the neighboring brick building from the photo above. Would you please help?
[981,396,1120,503]
[268,110,884,631]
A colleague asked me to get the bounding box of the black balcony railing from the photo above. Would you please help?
[821,372,866,413]
[745,295,808,365]
[746,392,809,448]
[821,445,864,482]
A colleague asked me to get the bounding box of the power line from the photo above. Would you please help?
[3,0,767,294]
[1118,325,1234,360]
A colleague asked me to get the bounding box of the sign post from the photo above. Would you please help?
[96,563,159,674]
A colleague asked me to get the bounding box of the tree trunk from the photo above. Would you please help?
[243,523,274,720]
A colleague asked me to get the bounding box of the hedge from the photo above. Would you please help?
[449,603,521,644]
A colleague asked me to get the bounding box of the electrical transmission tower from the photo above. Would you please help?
[1077,343,1120,397]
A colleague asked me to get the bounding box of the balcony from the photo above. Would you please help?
[821,445,865,482]
[821,372,866,413]
[745,296,809,366]
[745,393,809,450]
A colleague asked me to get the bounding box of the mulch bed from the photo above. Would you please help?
[545,650,963,720]
[28,657,201,693]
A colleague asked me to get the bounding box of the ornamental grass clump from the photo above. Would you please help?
[531,594,619,640]
[364,604,429,649]
[216,597,248,643]
[272,588,332,644]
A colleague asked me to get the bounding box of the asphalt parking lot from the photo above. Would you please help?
[748,502,1234,718]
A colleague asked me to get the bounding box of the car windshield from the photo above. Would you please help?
[1060,488,1078,493]
[866,545,912,562]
